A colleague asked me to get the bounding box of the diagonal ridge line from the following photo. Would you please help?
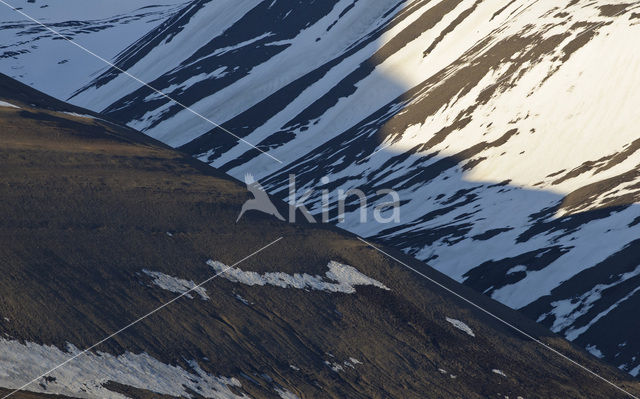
[0,0,283,164]
[356,236,640,399]
[1,236,284,399]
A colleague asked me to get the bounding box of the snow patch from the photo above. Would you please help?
[0,338,246,398]
[235,294,251,305]
[206,260,389,294]
[143,269,209,300]
[586,344,604,359]
[343,357,362,369]
[0,101,19,109]
[324,360,344,373]
[445,317,475,337]
[492,369,507,377]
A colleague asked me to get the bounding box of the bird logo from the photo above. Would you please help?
[236,173,285,223]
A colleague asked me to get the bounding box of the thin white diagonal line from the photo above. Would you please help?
[1,236,284,399]
[356,236,639,399]
[0,0,283,164]
[356,142,393,164]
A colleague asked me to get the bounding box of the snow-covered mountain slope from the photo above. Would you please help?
[5,74,639,398]
[2,0,640,380]
[0,0,187,99]
[69,0,413,146]
[254,0,640,375]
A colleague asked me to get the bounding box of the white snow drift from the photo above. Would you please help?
[0,338,247,399]
[207,260,389,294]
[445,317,475,337]
[143,269,210,300]
[0,101,18,109]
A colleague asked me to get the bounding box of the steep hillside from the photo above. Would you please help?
[1,0,640,381]
[1,75,640,398]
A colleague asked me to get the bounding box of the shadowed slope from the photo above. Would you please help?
[1,75,640,398]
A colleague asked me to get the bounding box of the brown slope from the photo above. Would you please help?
[0,74,638,398]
